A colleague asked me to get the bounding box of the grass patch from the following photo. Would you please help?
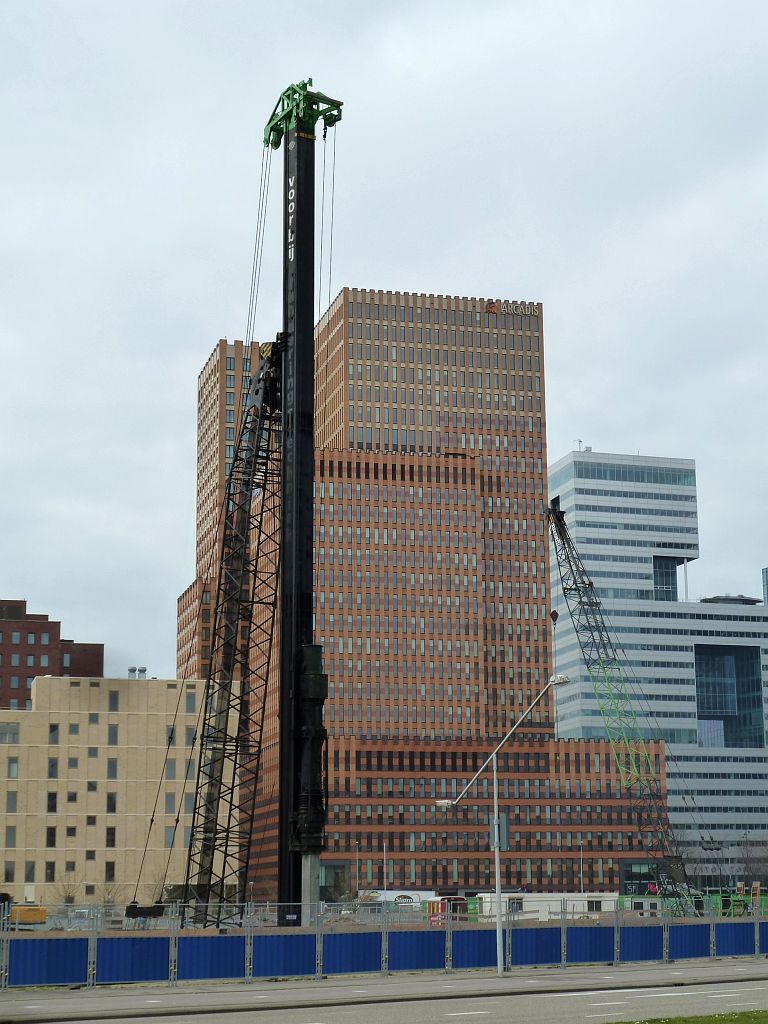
[636,1014,768,1023]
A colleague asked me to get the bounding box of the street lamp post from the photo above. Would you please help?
[579,837,584,895]
[436,674,569,977]
[355,841,360,899]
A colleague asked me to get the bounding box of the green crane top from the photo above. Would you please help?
[264,78,343,149]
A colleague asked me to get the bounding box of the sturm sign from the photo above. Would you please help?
[484,299,539,316]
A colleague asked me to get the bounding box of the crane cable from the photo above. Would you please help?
[327,125,338,310]
[317,126,328,321]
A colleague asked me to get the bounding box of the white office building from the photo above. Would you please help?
[548,449,768,889]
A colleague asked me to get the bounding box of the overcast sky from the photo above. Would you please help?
[1,1,766,678]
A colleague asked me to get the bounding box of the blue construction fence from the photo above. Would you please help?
[2,918,768,987]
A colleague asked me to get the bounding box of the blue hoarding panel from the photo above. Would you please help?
[96,937,169,983]
[619,925,663,962]
[323,931,381,974]
[715,922,753,957]
[9,938,89,987]
[252,933,316,977]
[509,926,561,966]
[452,929,497,969]
[759,922,768,954]
[669,924,709,959]
[388,930,445,971]
[177,935,245,980]
[566,926,614,964]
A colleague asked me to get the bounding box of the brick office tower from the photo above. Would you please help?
[0,600,103,710]
[176,339,258,680]
[180,292,665,899]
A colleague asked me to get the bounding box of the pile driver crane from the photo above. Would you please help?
[182,81,341,925]
[547,498,699,915]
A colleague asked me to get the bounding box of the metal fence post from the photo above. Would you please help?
[86,906,99,988]
[709,902,716,959]
[244,902,254,983]
[613,906,621,965]
[168,904,179,987]
[662,908,670,962]
[381,906,389,974]
[315,903,323,979]
[755,902,761,959]
[560,898,567,967]
[0,903,9,990]
[444,904,452,972]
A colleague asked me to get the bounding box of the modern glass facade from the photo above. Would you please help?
[548,450,768,887]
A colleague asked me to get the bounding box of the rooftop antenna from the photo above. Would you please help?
[573,439,583,451]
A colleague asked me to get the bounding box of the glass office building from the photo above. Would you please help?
[549,450,768,887]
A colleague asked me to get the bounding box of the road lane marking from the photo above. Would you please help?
[585,1015,625,1019]
[445,1014,490,1018]
[590,1002,627,1006]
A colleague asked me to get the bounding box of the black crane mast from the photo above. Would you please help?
[183,81,341,924]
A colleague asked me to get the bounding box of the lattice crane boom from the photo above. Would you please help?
[547,498,694,908]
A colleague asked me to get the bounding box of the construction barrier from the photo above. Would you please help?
[2,906,767,988]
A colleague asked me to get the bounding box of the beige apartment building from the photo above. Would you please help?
[0,675,203,905]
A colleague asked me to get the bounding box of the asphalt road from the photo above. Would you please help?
[3,959,768,1023]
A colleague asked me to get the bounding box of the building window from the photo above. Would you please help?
[85,885,95,895]
[68,757,78,769]
[108,691,119,712]
[5,826,16,849]
[0,723,19,744]
[87,782,97,793]
[88,713,99,724]
[185,693,196,713]
[164,826,175,849]
[165,760,176,781]
[67,791,77,804]
[88,747,98,758]
[7,757,18,779]
[184,793,195,814]
[40,654,48,667]
[65,861,75,873]
[4,863,14,883]
[104,861,115,883]
[26,633,35,644]
[66,826,76,838]
[47,792,57,813]
[85,850,95,861]
[165,792,175,815]
[24,861,35,883]
[106,758,117,780]
[68,722,79,735]
[41,632,49,645]
[185,726,195,746]
[166,725,176,747]
[63,653,70,668]
[6,791,16,813]
[46,827,56,848]
[107,725,118,746]
[26,655,34,667]
[10,654,19,667]
[11,632,19,644]
[45,862,55,883]
[106,793,117,813]
[47,757,58,779]
[86,815,96,825]
[48,723,59,744]
[106,827,116,848]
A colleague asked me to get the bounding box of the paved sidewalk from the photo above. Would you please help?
[2,958,768,1022]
